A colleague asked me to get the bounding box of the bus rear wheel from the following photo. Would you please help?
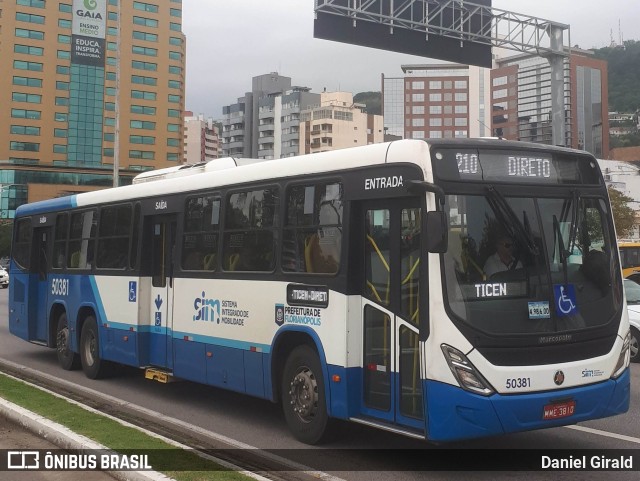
[56,312,79,370]
[80,316,110,379]
[281,345,329,444]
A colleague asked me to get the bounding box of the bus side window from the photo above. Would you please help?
[182,195,220,272]
[67,210,96,270]
[282,182,342,274]
[13,218,32,271]
[69,251,81,269]
[53,213,68,269]
[97,204,132,269]
[304,233,318,273]
[203,253,216,270]
[225,252,240,271]
[222,188,278,272]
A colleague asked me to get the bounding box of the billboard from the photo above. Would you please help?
[71,0,107,67]
[314,0,492,68]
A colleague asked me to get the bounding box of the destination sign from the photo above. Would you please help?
[432,148,602,185]
[458,281,528,301]
[286,284,329,308]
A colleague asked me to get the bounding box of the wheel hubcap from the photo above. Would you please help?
[631,335,639,360]
[288,367,318,423]
[56,328,69,356]
[84,332,96,366]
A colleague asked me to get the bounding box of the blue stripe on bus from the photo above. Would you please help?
[98,321,271,354]
[16,195,77,217]
[172,330,271,353]
[87,276,108,324]
[425,368,630,441]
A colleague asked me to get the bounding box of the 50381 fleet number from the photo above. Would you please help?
[505,377,531,389]
[51,278,69,296]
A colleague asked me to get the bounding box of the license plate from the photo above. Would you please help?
[543,400,576,420]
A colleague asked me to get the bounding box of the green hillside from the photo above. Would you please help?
[353,91,381,115]
[593,40,640,113]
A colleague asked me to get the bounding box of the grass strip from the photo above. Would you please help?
[0,372,249,481]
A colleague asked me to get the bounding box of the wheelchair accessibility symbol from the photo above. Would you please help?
[553,284,578,316]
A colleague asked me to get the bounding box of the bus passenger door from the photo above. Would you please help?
[146,215,176,370]
[360,201,425,431]
[31,227,52,342]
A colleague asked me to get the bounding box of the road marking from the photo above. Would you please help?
[565,425,640,444]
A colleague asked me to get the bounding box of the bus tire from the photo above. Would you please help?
[80,316,110,379]
[56,312,79,370]
[281,345,329,444]
[630,327,640,363]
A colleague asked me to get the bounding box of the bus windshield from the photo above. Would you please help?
[442,190,622,335]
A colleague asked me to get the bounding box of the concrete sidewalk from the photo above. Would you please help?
[0,416,116,481]
[0,397,173,481]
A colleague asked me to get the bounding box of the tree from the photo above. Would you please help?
[608,187,636,238]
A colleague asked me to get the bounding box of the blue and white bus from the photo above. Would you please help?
[9,139,630,444]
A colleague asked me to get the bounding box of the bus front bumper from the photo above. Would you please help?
[425,368,630,442]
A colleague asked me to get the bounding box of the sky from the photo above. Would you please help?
[182,1,640,119]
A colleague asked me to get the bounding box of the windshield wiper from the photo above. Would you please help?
[567,190,581,255]
[486,186,539,258]
[553,214,569,287]
[559,190,581,256]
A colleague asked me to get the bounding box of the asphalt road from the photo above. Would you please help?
[0,289,638,480]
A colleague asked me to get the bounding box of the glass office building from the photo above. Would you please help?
[491,48,609,158]
[0,0,186,218]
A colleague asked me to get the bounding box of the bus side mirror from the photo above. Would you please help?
[426,211,448,253]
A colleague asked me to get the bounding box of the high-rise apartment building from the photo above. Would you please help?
[183,112,221,165]
[382,48,609,158]
[0,0,185,218]
[299,91,383,154]
[382,64,492,141]
[383,50,609,159]
[221,73,320,159]
[491,48,609,157]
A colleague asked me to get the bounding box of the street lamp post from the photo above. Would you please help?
[113,0,121,187]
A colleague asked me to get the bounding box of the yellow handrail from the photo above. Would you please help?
[402,258,420,285]
[367,234,390,272]
[366,280,383,303]
[367,234,391,304]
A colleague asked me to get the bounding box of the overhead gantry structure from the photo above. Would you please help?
[314,0,570,146]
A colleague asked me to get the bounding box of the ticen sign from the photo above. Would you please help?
[71,0,107,67]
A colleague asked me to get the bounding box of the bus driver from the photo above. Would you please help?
[483,235,522,277]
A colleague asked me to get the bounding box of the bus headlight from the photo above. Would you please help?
[611,330,631,379]
[441,344,494,396]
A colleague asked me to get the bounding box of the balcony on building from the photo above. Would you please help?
[259,131,275,143]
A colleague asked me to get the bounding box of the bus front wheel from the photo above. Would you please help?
[630,327,640,363]
[56,312,79,370]
[281,345,329,444]
[80,316,110,379]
